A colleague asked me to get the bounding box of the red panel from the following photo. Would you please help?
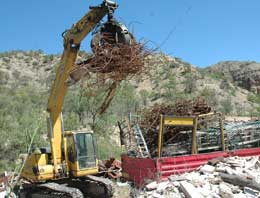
[156,151,229,179]
[230,147,260,157]
[157,148,260,180]
[122,147,260,186]
[121,154,156,186]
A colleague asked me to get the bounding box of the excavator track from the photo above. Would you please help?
[19,182,84,198]
[18,176,114,198]
[84,175,114,197]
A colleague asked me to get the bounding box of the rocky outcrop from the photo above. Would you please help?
[209,61,260,94]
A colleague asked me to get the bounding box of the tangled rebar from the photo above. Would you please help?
[70,41,148,83]
[69,36,150,114]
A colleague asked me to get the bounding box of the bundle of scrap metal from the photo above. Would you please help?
[139,98,212,156]
[98,158,122,179]
[70,42,147,83]
[69,38,149,114]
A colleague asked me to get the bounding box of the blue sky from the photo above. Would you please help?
[1,0,260,66]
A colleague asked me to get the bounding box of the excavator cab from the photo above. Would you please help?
[65,131,98,177]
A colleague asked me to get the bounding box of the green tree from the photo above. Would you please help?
[183,73,196,94]
[162,75,177,103]
[219,97,233,115]
[0,85,47,171]
[200,87,218,106]
[139,89,150,106]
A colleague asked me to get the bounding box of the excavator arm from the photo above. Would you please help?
[46,0,118,174]
[20,2,135,197]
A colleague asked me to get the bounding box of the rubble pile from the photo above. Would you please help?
[139,98,211,156]
[137,156,260,198]
[0,173,7,198]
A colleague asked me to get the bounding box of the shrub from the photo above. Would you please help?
[247,94,260,104]
[219,97,233,114]
[0,70,9,84]
[2,57,10,63]
[32,61,38,67]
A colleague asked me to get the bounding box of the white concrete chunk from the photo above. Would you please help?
[156,181,169,192]
[225,166,237,175]
[219,182,234,198]
[146,181,158,190]
[152,191,162,198]
[233,193,247,198]
[179,181,204,198]
[173,181,180,187]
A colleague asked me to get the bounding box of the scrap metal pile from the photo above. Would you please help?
[226,121,260,150]
[98,157,122,179]
[139,98,212,157]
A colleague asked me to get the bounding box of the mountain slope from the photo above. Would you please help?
[0,50,259,116]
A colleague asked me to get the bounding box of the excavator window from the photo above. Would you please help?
[75,133,96,169]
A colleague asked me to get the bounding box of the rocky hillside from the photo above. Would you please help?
[0,50,259,116]
[0,50,260,171]
[208,61,260,94]
[134,54,260,116]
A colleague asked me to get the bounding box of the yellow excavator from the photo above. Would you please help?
[19,1,133,197]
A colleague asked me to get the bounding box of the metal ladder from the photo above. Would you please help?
[118,114,150,158]
[132,124,151,158]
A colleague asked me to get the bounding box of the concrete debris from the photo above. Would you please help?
[219,182,234,198]
[180,181,204,198]
[0,172,18,198]
[0,172,8,198]
[145,181,158,191]
[135,156,260,198]
[112,182,131,198]
[156,181,169,192]
[168,175,187,182]
[200,164,216,174]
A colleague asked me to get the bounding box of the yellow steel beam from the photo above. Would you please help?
[164,116,194,126]
[219,113,225,151]
[158,115,164,158]
[197,112,215,118]
[192,117,198,154]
